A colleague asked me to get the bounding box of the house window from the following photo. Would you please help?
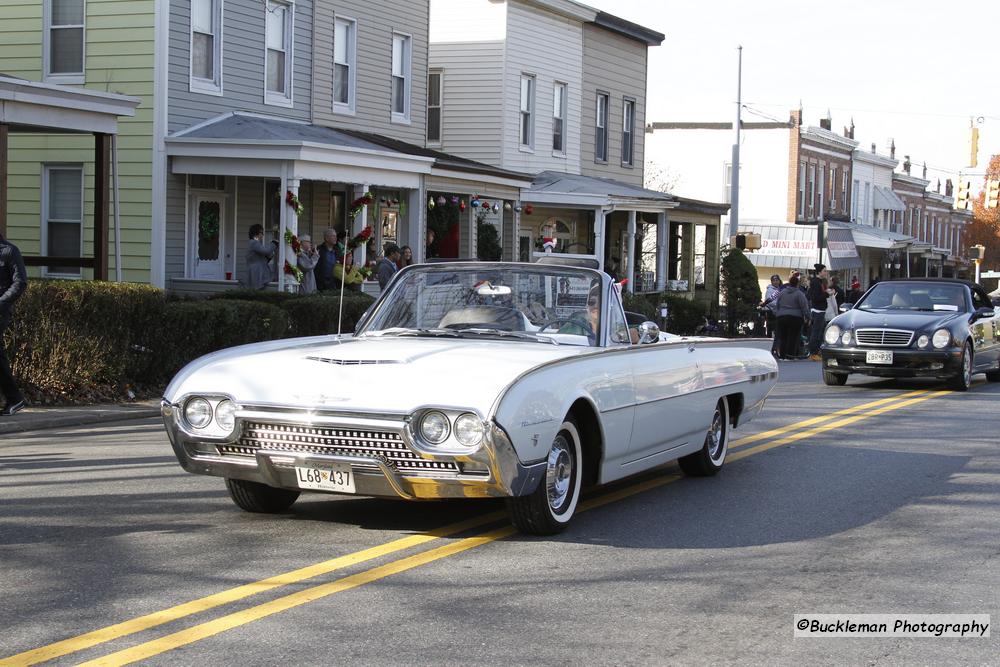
[265,0,293,106]
[863,182,871,224]
[519,74,535,149]
[595,92,609,162]
[427,69,442,143]
[808,165,816,217]
[44,0,85,82]
[552,82,566,153]
[190,0,222,93]
[694,224,707,288]
[851,179,860,221]
[818,166,825,219]
[42,165,84,277]
[841,172,848,211]
[829,165,837,210]
[797,163,806,218]
[391,33,412,121]
[333,17,356,112]
[622,98,636,167]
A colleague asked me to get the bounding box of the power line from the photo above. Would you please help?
[744,101,1000,123]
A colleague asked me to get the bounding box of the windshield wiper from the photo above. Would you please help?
[368,328,461,338]
[451,328,559,345]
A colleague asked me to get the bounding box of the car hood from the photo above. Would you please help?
[834,308,966,331]
[164,335,590,415]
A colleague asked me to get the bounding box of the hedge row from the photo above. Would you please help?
[622,291,708,336]
[5,281,374,405]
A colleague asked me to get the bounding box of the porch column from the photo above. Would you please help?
[94,133,111,281]
[353,184,370,267]
[625,210,637,293]
[282,176,301,293]
[593,207,605,269]
[656,211,668,291]
[0,124,7,237]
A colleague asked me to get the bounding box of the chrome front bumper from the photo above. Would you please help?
[161,401,545,500]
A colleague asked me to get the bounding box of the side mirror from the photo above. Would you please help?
[637,321,660,344]
[839,303,854,313]
[971,307,995,322]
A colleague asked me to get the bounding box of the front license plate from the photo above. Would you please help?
[295,465,356,493]
[866,350,893,365]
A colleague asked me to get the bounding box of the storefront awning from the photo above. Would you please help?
[849,224,912,250]
[738,221,861,271]
[873,185,906,212]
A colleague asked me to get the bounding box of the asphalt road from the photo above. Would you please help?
[2,361,998,665]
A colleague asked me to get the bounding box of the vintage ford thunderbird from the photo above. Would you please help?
[162,262,778,534]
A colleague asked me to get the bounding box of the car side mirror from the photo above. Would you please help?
[839,303,854,313]
[637,321,660,344]
[971,307,995,322]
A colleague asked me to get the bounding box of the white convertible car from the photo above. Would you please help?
[162,261,777,534]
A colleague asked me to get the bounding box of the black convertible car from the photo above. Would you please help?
[820,279,1000,390]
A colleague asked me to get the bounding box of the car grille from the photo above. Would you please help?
[855,328,914,347]
[218,422,460,475]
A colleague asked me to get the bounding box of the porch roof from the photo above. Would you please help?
[524,171,678,210]
[845,222,912,250]
[167,112,532,187]
[0,73,140,135]
[873,185,906,212]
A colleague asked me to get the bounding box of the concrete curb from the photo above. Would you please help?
[0,402,162,436]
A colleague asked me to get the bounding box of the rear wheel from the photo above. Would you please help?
[823,371,848,386]
[507,418,583,535]
[948,342,974,391]
[225,478,300,513]
[679,398,729,477]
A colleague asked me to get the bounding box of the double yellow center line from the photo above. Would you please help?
[2,388,946,667]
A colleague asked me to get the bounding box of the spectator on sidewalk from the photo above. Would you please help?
[245,224,277,290]
[296,234,319,295]
[774,273,810,361]
[806,263,829,360]
[315,228,340,291]
[377,244,401,290]
[0,231,28,415]
[762,274,783,352]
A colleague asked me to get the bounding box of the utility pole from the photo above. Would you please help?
[729,45,742,239]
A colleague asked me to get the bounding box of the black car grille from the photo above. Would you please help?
[855,328,914,347]
[218,422,460,475]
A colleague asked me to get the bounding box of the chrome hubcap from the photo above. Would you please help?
[707,407,725,462]
[546,435,573,512]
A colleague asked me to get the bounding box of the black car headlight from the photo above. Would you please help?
[917,334,930,349]
[932,329,951,349]
[824,325,841,345]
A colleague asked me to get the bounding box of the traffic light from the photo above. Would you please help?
[956,179,972,211]
[731,234,746,250]
[987,179,1000,209]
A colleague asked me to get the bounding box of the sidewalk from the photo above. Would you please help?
[0,400,162,437]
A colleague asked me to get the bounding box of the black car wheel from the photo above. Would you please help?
[823,371,848,386]
[225,478,300,513]
[949,342,974,392]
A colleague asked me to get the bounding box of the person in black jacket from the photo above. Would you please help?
[0,232,28,415]
[806,263,829,359]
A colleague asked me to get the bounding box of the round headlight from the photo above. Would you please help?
[215,399,236,432]
[917,334,930,349]
[419,411,450,444]
[824,325,841,345]
[454,413,485,447]
[841,330,852,345]
[184,397,213,429]
[932,329,951,349]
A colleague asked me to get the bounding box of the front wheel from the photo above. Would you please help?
[948,342,973,391]
[225,478,300,513]
[507,418,583,535]
[679,398,730,477]
[823,370,848,386]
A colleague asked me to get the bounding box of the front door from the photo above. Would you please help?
[191,195,225,280]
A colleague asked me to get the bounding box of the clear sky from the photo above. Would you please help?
[584,0,1000,184]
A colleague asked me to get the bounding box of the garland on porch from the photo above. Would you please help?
[349,192,374,219]
[284,228,302,254]
[283,260,303,283]
[346,225,373,251]
[285,190,304,216]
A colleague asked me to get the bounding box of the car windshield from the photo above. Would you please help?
[356,264,604,347]
[856,283,968,312]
